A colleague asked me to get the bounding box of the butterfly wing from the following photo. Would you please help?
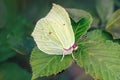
[32,18,63,55]
[46,4,75,49]
[32,4,75,55]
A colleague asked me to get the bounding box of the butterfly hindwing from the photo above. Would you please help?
[32,18,64,55]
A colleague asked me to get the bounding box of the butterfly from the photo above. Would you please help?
[32,3,78,61]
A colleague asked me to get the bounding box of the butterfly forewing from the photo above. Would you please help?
[46,4,75,49]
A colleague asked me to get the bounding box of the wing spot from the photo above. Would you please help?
[49,32,52,35]
[63,24,65,26]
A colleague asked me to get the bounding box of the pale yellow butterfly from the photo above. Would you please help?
[32,3,77,60]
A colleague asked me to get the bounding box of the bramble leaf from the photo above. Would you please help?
[76,30,120,80]
[30,47,73,80]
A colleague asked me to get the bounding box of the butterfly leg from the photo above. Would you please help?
[61,53,65,61]
[72,53,77,60]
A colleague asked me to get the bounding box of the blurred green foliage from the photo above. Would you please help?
[0,0,120,80]
[0,62,31,80]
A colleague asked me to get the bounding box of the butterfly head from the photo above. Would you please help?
[63,44,78,54]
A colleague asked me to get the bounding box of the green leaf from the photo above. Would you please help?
[0,62,31,80]
[73,17,92,42]
[106,9,120,39]
[30,47,73,80]
[67,9,92,23]
[67,9,93,42]
[80,30,112,42]
[96,0,114,23]
[91,17,100,28]
[76,30,120,80]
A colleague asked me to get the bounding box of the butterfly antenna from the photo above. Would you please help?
[76,35,87,44]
